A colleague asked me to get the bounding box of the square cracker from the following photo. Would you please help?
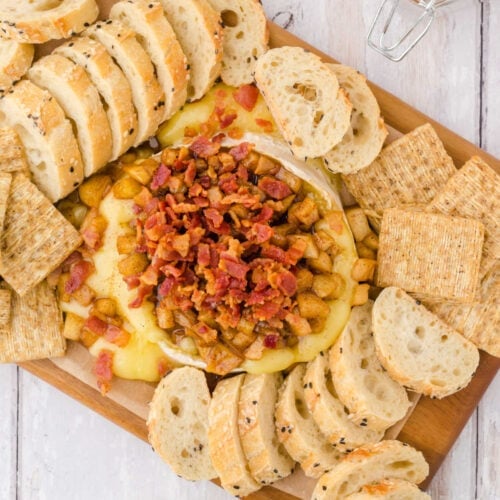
[0,286,11,327]
[0,281,66,362]
[426,156,500,278]
[0,173,82,296]
[0,127,30,175]
[343,123,456,228]
[377,208,484,302]
[0,173,11,254]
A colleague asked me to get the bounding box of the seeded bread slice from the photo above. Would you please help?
[275,364,344,478]
[159,0,223,101]
[85,19,165,146]
[206,0,268,86]
[0,0,99,43]
[238,372,295,485]
[109,0,188,121]
[28,54,113,176]
[209,374,260,497]
[0,80,83,201]
[0,40,34,94]
[254,46,351,160]
[372,287,480,398]
[147,366,217,480]
[312,440,429,500]
[345,479,431,499]
[304,352,383,452]
[54,36,138,160]
[330,301,411,431]
[323,64,388,175]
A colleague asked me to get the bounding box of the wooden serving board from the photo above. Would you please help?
[20,21,499,500]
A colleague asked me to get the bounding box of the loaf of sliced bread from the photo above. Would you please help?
[206,0,268,86]
[312,440,429,500]
[238,372,295,485]
[0,80,83,201]
[275,364,344,478]
[54,36,138,160]
[323,64,387,175]
[330,301,411,431]
[28,54,113,176]
[85,19,165,146]
[0,40,34,94]
[0,0,99,43]
[209,374,260,497]
[159,0,223,101]
[147,366,216,481]
[254,46,351,160]
[345,479,430,499]
[109,0,188,121]
[304,352,383,452]
[372,287,480,398]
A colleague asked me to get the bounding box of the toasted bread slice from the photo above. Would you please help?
[254,46,351,160]
[330,301,411,431]
[147,366,216,481]
[312,440,429,500]
[345,479,430,499]
[373,287,480,398]
[238,372,295,485]
[28,54,113,176]
[0,127,29,175]
[0,80,84,201]
[55,36,138,160]
[323,64,387,175]
[0,40,33,94]
[304,351,383,452]
[275,364,344,478]
[209,374,260,496]
[159,0,223,101]
[109,0,188,121]
[0,0,99,43]
[207,0,268,86]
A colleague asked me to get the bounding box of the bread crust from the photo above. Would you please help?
[345,478,431,499]
[0,40,34,94]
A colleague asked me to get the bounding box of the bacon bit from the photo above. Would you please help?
[229,142,252,161]
[190,136,221,158]
[94,350,114,395]
[233,84,259,112]
[80,209,106,251]
[197,243,210,266]
[258,176,293,200]
[263,334,280,349]
[128,284,153,308]
[276,270,297,296]
[249,222,274,243]
[286,238,308,264]
[65,259,94,294]
[172,233,190,257]
[184,160,197,187]
[157,358,171,377]
[84,315,108,335]
[261,244,288,264]
[150,163,171,190]
[220,256,249,280]
[123,274,141,290]
[220,113,237,129]
[218,173,239,194]
[61,251,83,271]
[254,302,280,321]
[251,205,274,224]
[105,324,131,347]
[158,276,175,297]
[255,118,274,133]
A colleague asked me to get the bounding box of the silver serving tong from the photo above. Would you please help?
[367,0,455,61]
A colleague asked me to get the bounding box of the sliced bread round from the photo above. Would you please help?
[323,64,388,175]
[206,0,268,86]
[238,372,295,485]
[28,54,113,176]
[254,46,351,160]
[0,79,84,201]
[275,364,344,478]
[159,0,223,101]
[54,36,138,160]
[345,478,430,499]
[147,366,217,481]
[85,19,165,146]
[0,0,99,43]
[0,40,34,94]
[311,440,429,500]
[303,351,383,452]
[330,301,411,431]
[372,287,480,398]
[208,374,260,497]
[109,0,188,121]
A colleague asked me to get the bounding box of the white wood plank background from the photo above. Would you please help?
[0,1,498,499]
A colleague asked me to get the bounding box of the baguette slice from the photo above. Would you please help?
[28,54,113,176]
[147,366,217,481]
[312,440,429,500]
[55,36,138,160]
[0,79,83,201]
[159,0,223,101]
[275,364,344,478]
[238,372,295,485]
[0,40,34,94]
[0,0,99,43]
[109,0,188,121]
[345,479,430,499]
[85,19,165,146]
[330,301,411,431]
[323,64,388,174]
[208,374,260,497]
[372,287,480,398]
[304,352,383,452]
[207,0,268,86]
